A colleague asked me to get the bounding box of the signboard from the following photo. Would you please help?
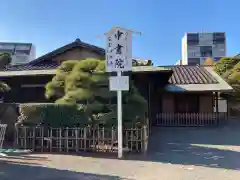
[109,76,129,91]
[101,26,139,159]
[106,27,132,72]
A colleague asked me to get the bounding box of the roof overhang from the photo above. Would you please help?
[132,66,172,74]
[165,66,233,92]
[0,69,56,77]
[0,66,172,77]
[0,65,233,93]
[165,84,233,92]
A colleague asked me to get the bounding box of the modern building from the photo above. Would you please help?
[178,32,226,65]
[0,42,36,65]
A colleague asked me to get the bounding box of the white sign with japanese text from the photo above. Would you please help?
[109,75,129,91]
[106,27,132,72]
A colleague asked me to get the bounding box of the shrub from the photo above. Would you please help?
[17,103,88,127]
[16,103,148,128]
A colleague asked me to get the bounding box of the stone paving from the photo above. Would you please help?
[1,124,240,180]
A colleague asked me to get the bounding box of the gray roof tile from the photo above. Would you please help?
[169,66,218,84]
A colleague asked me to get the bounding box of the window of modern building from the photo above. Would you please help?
[0,49,14,54]
[187,34,199,45]
[188,58,200,65]
[0,44,14,49]
[213,33,225,44]
[14,49,30,55]
[200,46,212,57]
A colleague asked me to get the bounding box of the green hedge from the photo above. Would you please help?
[17,103,88,127]
[17,103,148,128]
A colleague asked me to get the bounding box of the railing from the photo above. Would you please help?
[156,112,227,127]
[15,126,148,154]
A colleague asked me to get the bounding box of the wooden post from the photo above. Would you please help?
[111,127,114,151]
[215,92,219,125]
[75,128,79,152]
[148,81,152,133]
[24,127,27,149]
[66,127,69,152]
[142,126,147,155]
[32,127,35,151]
[130,128,133,151]
[227,97,229,122]
[84,127,87,151]
[136,127,139,151]
[14,125,19,148]
[59,128,62,152]
[97,126,100,151]
[41,127,44,152]
[50,128,52,152]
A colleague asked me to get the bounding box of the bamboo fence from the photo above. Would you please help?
[0,124,7,148]
[15,126,148,154]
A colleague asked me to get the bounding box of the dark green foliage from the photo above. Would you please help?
[0,53,11,70]
[132,59,153,66]
[0,53,11,92]
[44,58,148,127]
[17,104,88,127]
[214,57,240,101]
[214,57,240,76]
[0,83,10,92]
[45,60,78,100]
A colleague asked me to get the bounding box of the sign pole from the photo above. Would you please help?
[117,71,123,158]
[100,26,140,159]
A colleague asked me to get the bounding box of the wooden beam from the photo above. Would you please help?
[21,84,45,88]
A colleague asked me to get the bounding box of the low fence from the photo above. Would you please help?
[156,112,227,127]
[0,124,7,148]
[15,126,148,154]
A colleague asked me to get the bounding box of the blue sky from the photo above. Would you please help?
[0,0,239,65]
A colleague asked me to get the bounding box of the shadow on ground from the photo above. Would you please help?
[143,126,240,170]
[150,125,240,146]
[2,122,240,173]
[0,160,130,180]
[145,142,240,170]
[53,125,240,171]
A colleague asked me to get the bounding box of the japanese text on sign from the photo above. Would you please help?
[106,27,132,72]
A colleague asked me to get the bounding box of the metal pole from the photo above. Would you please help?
[117,71,123,158]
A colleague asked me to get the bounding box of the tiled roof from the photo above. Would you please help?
[4,62,59,71]
[168,66,218,84]
[4,63,218,84]
[132,66,171,72]
[29,39,105,65]
[4,58,152,71]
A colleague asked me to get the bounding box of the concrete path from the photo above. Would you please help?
[1,123,240,180]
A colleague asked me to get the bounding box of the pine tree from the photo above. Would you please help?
[0,53,11,92]
[45,58,147,127]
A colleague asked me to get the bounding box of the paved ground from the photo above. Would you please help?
[1,122,240,180]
